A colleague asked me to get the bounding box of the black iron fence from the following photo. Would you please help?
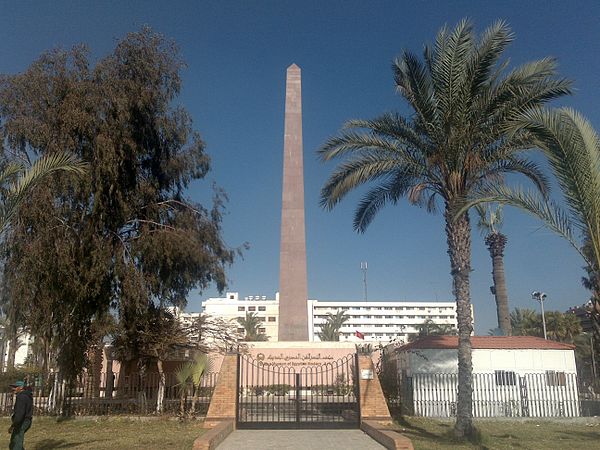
[0,371,218,416]
[400,372,582,418]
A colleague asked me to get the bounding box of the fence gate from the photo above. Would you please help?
[236,353,360,429]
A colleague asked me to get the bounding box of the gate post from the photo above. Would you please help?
[205,349,239,425]
[358,353,392,424]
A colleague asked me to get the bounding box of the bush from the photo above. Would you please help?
[266,384,290,396]
[0,367,44,391]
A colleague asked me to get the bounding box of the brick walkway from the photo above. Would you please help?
[217,429,385,449]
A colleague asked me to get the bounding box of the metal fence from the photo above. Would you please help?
[236,353,360,429]
[0,371,218,416]
[403,372,580,418]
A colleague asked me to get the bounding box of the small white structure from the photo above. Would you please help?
[393,336,579,418]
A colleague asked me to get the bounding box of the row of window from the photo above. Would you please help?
[315,306,453,312]
[238,327,267,333]
[338,332,403,338]
[238,306,267,312]
[495,370,567,387]
[236,316,276,322]
[315,314,455,320]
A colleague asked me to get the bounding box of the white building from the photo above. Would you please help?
[200,292,461,344]
[393,335,579,418]
[309,300,458,344]
[201,292,280,340]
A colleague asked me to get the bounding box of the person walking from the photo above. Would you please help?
[8,381,32,450]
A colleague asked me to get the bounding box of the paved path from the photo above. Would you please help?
[217,429,385,449]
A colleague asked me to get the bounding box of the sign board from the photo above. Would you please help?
[360,369,374,380]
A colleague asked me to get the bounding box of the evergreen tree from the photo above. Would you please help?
[0,28,239,381]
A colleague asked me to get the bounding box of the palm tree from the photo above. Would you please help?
[175,353,212,416]
[545,311,582,343]
[510,308,542,336]
[409,318,457,341]
[475,205,511,335]
[459,108,600,337]
[0,152,87,233]
[317,310,349,341]
[319,20,570,436]
[237,312,268,341]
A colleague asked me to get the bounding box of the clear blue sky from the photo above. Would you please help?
[2,1,599,334]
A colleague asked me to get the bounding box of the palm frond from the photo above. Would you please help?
[353,171,420,232]
[458,185,585,263]
[431,18,474,119]
[0,152,87,232]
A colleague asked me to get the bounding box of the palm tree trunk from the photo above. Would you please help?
[490,245,512,335]
[445,204,474,437]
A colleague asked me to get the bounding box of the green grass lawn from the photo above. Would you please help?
[397,416,600,450]
[0,417,204,450]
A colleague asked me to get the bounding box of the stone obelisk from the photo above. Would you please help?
[278,64,309,341]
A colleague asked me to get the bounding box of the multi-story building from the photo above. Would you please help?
[309,300,458,343]
[199,292,464,344]
[201,292,280,340]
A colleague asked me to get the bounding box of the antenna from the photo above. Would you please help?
[360,261,368,302]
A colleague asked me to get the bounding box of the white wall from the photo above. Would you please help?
[400,348,577,376]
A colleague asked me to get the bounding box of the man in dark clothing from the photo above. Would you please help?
[8,381,32,450]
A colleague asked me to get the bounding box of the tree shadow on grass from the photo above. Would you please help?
[558,430,600,441]
[394,416,489,449]
[34,439,101,449]
[487,434,523,447]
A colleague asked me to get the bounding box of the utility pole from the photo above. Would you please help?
[361,262,368,302]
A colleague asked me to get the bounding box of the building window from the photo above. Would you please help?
[495,370,517,386]
[248,306,256,311]
[268,317,276,322]
[546,371,567,386]
[238,306,245,311]
[258,317,266,322]
[258,306,266,311]
[258,328,266,333]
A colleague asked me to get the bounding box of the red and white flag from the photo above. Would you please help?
[355,330,365,340]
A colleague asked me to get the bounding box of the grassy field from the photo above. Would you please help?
[0,417,204,450]
[0,416,599,449]
[397,416,600,450]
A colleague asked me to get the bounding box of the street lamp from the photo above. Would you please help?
[531,291,548,340]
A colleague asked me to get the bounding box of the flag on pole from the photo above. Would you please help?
[355,330,365,340]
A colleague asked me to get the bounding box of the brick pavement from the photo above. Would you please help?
[216,429,385,449]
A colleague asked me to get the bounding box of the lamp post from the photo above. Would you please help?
[532,291,548,339]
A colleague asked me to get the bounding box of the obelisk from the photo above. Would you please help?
[278,64,309,341]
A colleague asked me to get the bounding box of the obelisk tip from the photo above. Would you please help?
[287,63,301,72]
